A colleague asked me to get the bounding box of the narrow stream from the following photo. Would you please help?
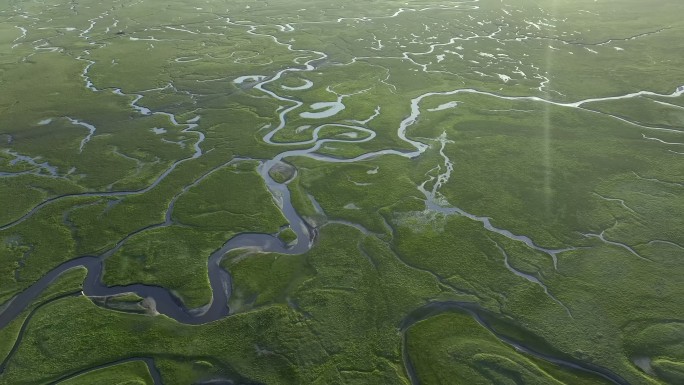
[400,301,630,385]
[2,2,681,382]
[0,165,313,327]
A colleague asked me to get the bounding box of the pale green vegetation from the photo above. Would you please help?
[1,0,683,384]
[59,361,154,385]
[406,311,611,385]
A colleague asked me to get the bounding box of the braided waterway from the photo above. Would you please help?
[2,0,682,381]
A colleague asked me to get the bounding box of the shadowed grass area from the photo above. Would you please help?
[406,311,612,385]
[59,360,154,385]
[0,225,447,384]
[0,267,86,364]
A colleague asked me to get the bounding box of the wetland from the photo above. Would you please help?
[1,0,683,384]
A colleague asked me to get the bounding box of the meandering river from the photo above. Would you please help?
[1,0,681,382]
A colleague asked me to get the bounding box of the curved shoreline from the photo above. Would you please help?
[0,291,82,374]
[400,301,630,385]
[47,357,162,385]
[2,2,682,383]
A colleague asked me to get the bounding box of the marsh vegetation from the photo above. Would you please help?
[0,0,683,384]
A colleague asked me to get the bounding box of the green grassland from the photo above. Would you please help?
[0,266,86,364]
[287,154,428,234]
[0,225,444,384]
[1,0,683,384]
[104,163,288,307]
[59,360,155,385]
[406,311,611,385]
